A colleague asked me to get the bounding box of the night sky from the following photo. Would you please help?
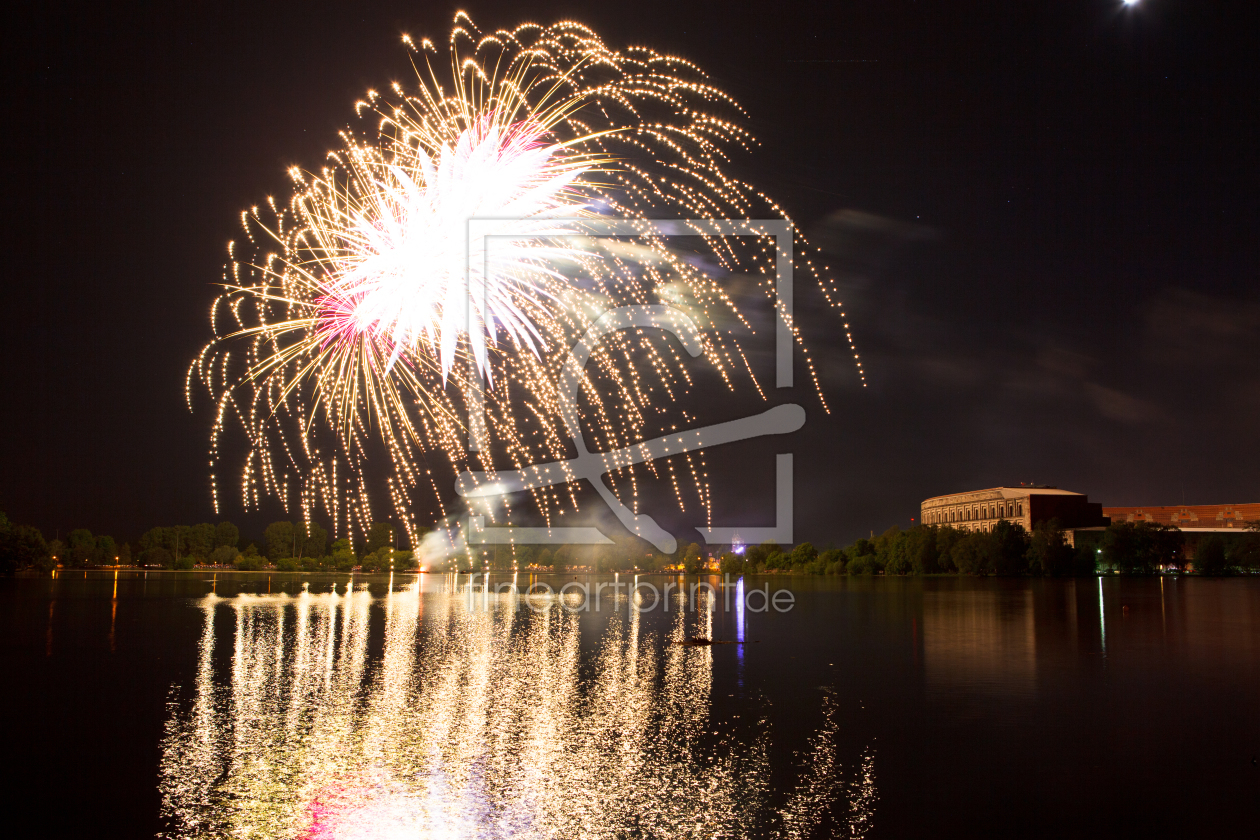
[4,1,1257,548]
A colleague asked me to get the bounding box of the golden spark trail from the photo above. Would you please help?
[190,13,863,546]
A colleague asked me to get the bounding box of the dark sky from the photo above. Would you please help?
[4,0,1257,547]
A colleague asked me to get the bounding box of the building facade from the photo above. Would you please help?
[1102,503,1260,529]
[920,486,1108,536]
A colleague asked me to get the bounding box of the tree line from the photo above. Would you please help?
[716,520,1094,576]
[461,539,711,574]
[715,519,1260,577]
[4,510,1258,576]
[0,512,423,574]
[134,520,424,573]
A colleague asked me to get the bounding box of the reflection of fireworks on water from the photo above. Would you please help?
[158,585,876,838]
[189,13,863,544]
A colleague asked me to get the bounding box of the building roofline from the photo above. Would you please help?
[921,486,1084,503]
[1073,525,1254,534]
[1102,503,1260,511]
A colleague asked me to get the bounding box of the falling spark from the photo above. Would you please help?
[190,14,863,545]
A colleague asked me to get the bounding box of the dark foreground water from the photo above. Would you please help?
[2,572,1257,838]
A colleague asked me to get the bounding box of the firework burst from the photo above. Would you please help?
[190,13,862,548]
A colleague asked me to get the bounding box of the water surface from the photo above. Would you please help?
[2,572,1256,837]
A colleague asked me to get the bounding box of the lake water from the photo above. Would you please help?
[2,572,1257,838]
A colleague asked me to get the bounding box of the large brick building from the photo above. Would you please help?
[920,486,1109,535]
[1102,503,1260,530]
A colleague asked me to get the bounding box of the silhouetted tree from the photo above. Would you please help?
[97,535,118,565]
[952,531,991,575]
[0,517,48,574]
[188,523,215,558]
[366,522,395,554]
[903,526,941,574]
[1228,523,1260,571]
[745,541,780,569]
[719,552,745,575]
[214,521,239,549]
[1194,535,1229,575]
[789,542,818,570]
[146,547,173,568]
[1073,544,1099,575]
[303,522,328,559]
[845,537,881,574]
[172,525,191,559]
[139,527,166,555]
[874,527,903,571]
[513,545,537,569]
[1027,519,1074,576]
[359,548,391,572]
[933,527,967,572]
[683,542,706,574]
[819,548,845,574]
[1102,522,1183,574]
[68,528,96,567]
[264,521,295,560]
[846,554,881,575]
[990,520,1031,575]
[234,552,263,571]
[329,538,355,571]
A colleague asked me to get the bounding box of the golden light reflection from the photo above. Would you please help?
[923,590,1036,699]
[159,586,873,838]
[110,570,119,653]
